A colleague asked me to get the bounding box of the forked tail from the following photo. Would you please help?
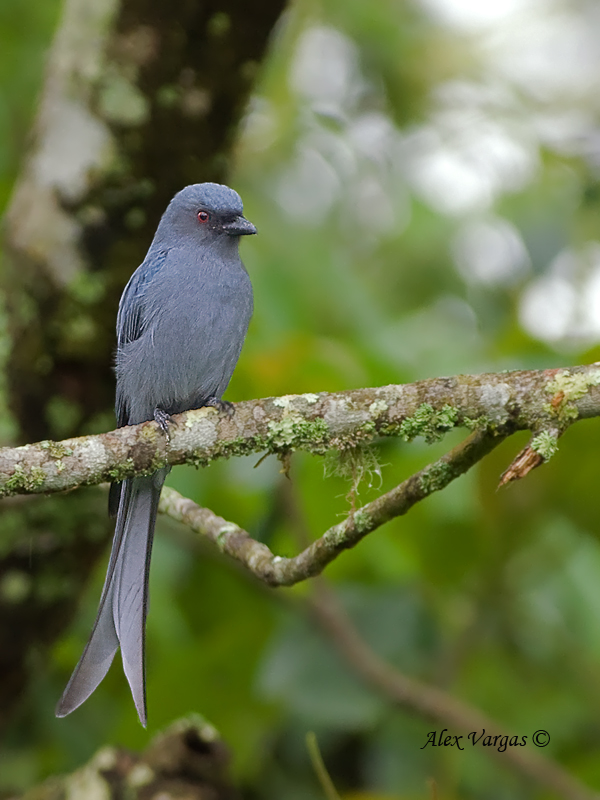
[55,468,167,726]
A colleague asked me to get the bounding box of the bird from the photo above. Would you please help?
[55,182,256,726]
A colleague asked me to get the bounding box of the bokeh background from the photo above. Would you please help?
[3,0,600,797]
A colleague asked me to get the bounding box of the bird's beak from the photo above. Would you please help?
[222,215,257,236]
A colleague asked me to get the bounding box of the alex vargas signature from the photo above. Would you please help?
[421,728,550,753]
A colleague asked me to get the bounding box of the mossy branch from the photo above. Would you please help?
[1,363,600,500]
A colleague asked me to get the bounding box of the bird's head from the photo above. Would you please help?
[158,182,257,244]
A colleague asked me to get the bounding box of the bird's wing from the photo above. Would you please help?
[115,248,169,428]
[117,248,169,349]
[110,248,170,517]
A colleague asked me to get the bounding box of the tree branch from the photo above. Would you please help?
[1,364,599,499]
[157,427,505,586]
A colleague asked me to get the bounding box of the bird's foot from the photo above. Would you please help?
[205,397,235,417]
[154,407,172,442]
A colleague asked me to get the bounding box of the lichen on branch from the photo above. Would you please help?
[1,363,600,500]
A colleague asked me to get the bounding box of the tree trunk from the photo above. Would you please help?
[0,0,285,732]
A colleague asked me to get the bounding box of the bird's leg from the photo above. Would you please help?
[205,396,235,417]
[154,407,172,442]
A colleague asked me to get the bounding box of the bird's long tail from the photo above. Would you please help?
[55,468,167,726]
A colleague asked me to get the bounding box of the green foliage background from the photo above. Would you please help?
[3,0,600,797]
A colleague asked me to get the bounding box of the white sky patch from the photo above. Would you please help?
[532,108,598,155]
[274,96,410,231]
[486,9,600,103]
[349,174,396,234]
[289,26,365,116]
[239,96,278,153]
[378,295,482,375]
[519,243,600,343]
[402,116,537,215]
[453,217,531,286]
[432,78,516,113]
[415,1,600,158]
[275,144,341,224]
[417,0,547,31]
[401,127,490,214]
[307,127,357,183]
[343,113,410,235]
[269,2,600,294]
[347,112,401,168]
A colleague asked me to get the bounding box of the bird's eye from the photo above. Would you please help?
[197,210,210,223]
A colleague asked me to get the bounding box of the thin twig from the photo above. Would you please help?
[306,732,342,800]
[158,429,506,586]
[499,425,562,486]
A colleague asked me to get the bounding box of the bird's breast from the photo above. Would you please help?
[118,263,253,422]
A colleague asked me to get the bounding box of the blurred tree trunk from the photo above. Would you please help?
[0,0,285,733]
[15,717,239,800]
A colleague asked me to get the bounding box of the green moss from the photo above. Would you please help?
[272,396,291,408]
[4,464,46,495]
[369,399,388,415]
[378,421,403,437]
[419,461,454,494]
[108,452,169,480]
[219,434,268,458]
[463,415,489,431]
[357,420,377,437]
[352,507,373,534]
[544,368,600,424]
[185,451,210,469]
[139,424,162,444]
[216,522,242,550]
[107,457,135,482]
[39,440,73,459]
[400,403,459,444]
[149,452,168,472]
[185,434,270,469]
[531,430,559,461]
[266,416,329,452]
[331,420,378,450]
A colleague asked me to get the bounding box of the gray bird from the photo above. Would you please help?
[56,183,256,726]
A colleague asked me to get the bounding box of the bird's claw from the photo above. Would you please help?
[154,407,172,442]
[205,396,235,417]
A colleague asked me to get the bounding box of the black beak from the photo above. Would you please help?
[222,215,257,236]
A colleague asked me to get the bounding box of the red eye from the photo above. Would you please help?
[197,210,210,223]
